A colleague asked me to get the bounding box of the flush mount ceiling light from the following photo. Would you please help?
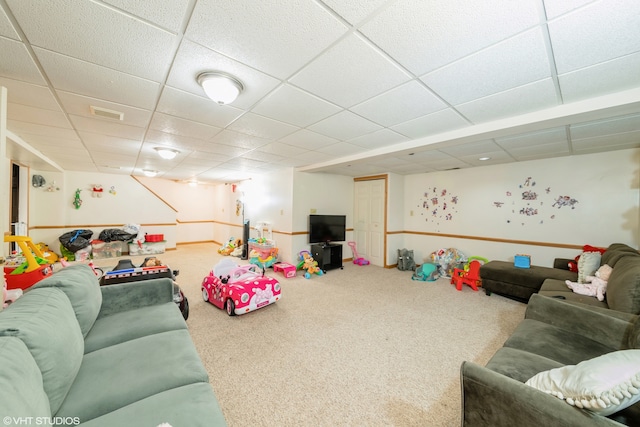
[197,71,244,105]
[143,169,158,177]
[478,156,491,161]
[154,147,180,160]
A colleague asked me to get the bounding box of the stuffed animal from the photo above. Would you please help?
[565,264,612,301]
[142,257,163,267]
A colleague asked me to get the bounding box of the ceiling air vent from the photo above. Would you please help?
[90,105,124,121]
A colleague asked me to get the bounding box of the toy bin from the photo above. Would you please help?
[145,234,164,242]
[91,240,123,259]
[128,240,166,256]
[249,241,276,259]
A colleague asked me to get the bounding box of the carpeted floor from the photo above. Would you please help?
[93,243,527,426]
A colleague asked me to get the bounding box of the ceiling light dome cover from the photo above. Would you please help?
[197,72,244,105]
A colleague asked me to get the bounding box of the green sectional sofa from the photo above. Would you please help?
[0,264,226,426]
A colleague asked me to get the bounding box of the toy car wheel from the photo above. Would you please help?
[180,296,189,321]
[226,298,236,316]
[202,287,209,302]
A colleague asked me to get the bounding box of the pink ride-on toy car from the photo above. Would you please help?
[201,258,281,316]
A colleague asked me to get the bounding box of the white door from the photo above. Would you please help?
[354,179,385,267]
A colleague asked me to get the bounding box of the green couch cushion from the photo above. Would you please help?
[56,329,209,423]
[0,336,51,418]
[606,257,640,314]
[486,347,563,383]
[72,383,226,427]
[30,264,102,337]
[84,302,187,353]
[0,288,83,414]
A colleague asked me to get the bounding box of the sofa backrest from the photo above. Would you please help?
[0,336,51,418]
[602,243,640,268]
[607,255,640,314]
[30,264,102,337]
[0,287,84,414]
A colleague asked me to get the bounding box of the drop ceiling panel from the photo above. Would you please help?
[571,131,640,152]
[348,129,409,149]
[0,6,19,39]
[34,48,160,110]
[421,28,551,106]
[504,141,571,160]
[1,79,58,110]
[315,142,367,157]
[308,110,382,141]
[69,115,145,141]
[149,113,221,141]
[0,38,46,85]
[144,129,207,151]
[166,40,281,110]
[320,0,390,26]
[57,91,152,128]
[548,0,640,74]
[496,127,568,149]
[79,132,141,155]
[102,0,191,33]
[196,141,252,157]
[13,133,81,151]
[559,51,640,103]
[227,113,298,140]
[279,129,340,151]
[210,129,270,150]
[252,85,341,127]
[290,33,410,108]
[7,0,178,81]
[8,121,76,139]
[185,0,348,79]
[7,104,68,127]
[392,109,470,139]
[156,87,243,128]
[439,140,503,157]
[571,113,640,139]
[456,78,558,124]
[350,80,447,127]
[360,0,541,76]
[543,0,597,19]
[256,142,308,158]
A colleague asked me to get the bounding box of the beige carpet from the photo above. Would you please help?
[94,243,526,426]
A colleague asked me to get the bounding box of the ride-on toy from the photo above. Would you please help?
[100,257,189,320]
[348,241,370,266]
[201,258,281,316]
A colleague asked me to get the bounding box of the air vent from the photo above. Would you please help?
[90,106,124,121]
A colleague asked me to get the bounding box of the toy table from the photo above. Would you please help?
[273,262,296,278]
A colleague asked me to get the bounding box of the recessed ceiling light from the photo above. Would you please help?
[154,147,180,160]
[143,169,158,177]
[478,157,491,161]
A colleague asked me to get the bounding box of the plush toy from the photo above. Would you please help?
[568,244,607,272]
[565,264,613,301]
[218,238,239,256]
[142,257,163,267]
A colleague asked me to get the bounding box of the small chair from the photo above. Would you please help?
[451,260,481,291]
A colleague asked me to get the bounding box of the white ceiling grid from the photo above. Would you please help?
[0,0,638,182]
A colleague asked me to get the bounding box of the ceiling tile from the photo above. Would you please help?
[570,113,640,139]
[455,78,558,123]
[7,121,76,139]
[0,38,46,85]
[79,132,141,156]
[185,0,348,79]
[102,0,191,33]
[256,142,308,158]
[166,40,281,110]
[70,115,145,140]
[8,104,68,128]
[149,112,222,141]
[559,51,640,103]
[504,141,570,160]
[0,78,58,110]
[543,0,597,19]
[572,131,640,152]
[439,140,503,157]
[391,109,470,139]
[496,127,568,149]
[279,129,339,151]
[360,0,541,75]
[421,28,551,105]
[290,33,410,108]
[314,142,367,157]
[156,86,243,128]
[240,150,285,164]
[348,129,409,149]
[350,80,447,127]
[0,6,19,39]
[145,129,207,151]
[227,113,299,140]
[252,84,341,127]
[210,129,270,150]
[34,48,160,110]
[57,91,152,128]
[548,0,640,74]
[320,0,390,26]
[308,110,382,141]
[6,0,178,81]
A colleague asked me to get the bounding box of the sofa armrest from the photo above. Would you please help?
[98,278,173,319]
[525,294,636,350]
[553,258,573,270]
[461,361,623,426]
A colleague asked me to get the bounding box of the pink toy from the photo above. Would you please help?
[202,258,281,316]
[348,241,369,266]
[273,262,296,278]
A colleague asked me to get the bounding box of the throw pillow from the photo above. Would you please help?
[578,251,601,283]
[525,350,640,416]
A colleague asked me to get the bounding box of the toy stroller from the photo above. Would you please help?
[348,241,370,266]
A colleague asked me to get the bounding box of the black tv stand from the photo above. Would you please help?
[311,243,343,272]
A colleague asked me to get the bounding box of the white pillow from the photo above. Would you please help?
[525,350,640,416]
[578,251,602,283]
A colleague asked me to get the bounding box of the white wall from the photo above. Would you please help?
[402,148,640,267]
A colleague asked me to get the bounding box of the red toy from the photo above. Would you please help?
[348,241,369,266]
[450,260,482,291]
[202,258,281,316]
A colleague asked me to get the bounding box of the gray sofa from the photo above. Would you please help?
[461,294,640,426]
[0,264,226,426]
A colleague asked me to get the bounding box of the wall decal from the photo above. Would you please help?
[417,187,460,231]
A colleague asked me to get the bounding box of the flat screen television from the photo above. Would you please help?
[309,214,346,244]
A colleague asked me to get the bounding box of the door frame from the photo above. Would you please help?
[354,174,388,267]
